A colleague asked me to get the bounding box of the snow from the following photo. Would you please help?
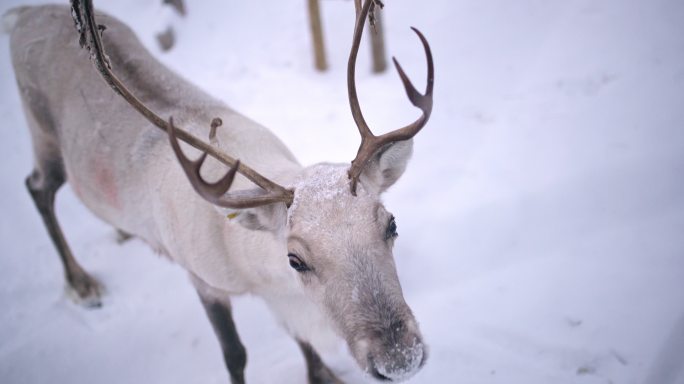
[1,0,683,383]
[287,164,349,226]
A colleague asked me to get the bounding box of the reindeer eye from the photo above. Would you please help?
[385,216,398,240]
[288,253,310,272]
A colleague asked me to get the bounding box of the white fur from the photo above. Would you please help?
[2,7,25,34]
[8,5,426,381]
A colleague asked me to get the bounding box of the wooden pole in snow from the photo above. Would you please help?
[308,0,328,71]
[354,0,387,73]
[369,10,387,73]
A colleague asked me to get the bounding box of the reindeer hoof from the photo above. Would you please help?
[67,272,103,308]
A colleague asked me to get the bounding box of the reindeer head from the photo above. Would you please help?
[286,155,427,381]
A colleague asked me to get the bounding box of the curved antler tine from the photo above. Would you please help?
[412,27,434,96]
[206,159,240,197]
[392,58,422,106]
[167,117,239,204]
[167,116,207,186]
[392,27,434,111]
[168,116,203,172]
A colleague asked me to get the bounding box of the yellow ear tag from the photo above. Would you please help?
[227,212,240,220]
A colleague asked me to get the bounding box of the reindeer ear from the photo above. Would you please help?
[359,139,413,194]
[214,192,288,232]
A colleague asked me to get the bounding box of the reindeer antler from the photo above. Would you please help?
[167,118,295,208]
[347,0,434,195]
[70,0,293,208]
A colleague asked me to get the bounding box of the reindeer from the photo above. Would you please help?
[4,0,433,381]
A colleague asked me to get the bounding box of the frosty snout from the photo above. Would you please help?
[368,339,427,382]
[352,318,427,382]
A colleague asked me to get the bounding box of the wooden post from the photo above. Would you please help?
[353,0,387,73]
[307,0,328,71]
[368,10,387,73]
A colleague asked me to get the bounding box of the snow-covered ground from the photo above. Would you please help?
[1,0,683,383]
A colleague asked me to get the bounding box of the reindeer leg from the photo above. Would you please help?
[25,167,102,307]
[194,280,247,384]
[297,340,345,384]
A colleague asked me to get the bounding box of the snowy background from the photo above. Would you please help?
[1,0,683,383]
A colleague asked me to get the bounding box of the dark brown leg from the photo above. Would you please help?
[197,293,247,384]
[25,168,102,307]
[298,340,344,384]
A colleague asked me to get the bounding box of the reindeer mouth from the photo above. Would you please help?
[371,370,392,381]
[368,356,392,381]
